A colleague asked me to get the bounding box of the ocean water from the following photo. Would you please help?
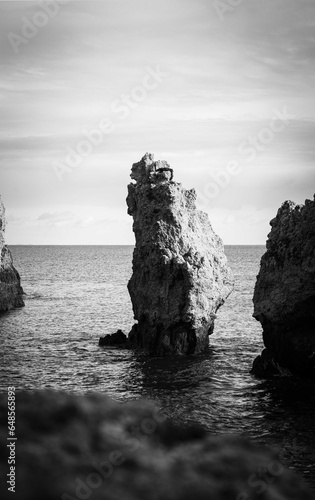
[1,245,315,487]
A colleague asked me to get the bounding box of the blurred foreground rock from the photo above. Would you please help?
[0,196,24,312]
[252,196,315,377]
[0,391,314,500]
[127,153,234,355]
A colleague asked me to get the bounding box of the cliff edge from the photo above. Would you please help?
[0,196,24,312]
[252,196,315,377]
[127,153,234,355]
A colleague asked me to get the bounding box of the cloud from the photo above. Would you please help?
[1,0,315,244]
[37,211,98,227]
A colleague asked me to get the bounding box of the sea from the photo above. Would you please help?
[1,245,315,488]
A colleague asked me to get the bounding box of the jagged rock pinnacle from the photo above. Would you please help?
[126,153,234,355]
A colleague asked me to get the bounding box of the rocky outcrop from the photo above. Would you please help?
[0,196,24,312]
[127,153,234,355]
[252,196,315,377]
[1,390,313,500]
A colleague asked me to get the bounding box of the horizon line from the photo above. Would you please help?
[8,243,266,247]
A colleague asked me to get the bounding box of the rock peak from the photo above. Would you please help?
[0,195,6,233]
[130,152,174,185]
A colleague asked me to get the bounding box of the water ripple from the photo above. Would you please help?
[1,245,315,487]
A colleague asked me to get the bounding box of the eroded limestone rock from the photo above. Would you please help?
[0,196,24,312]
[252,196,315,377]
[127,153,234,355]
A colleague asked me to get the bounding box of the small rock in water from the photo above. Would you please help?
[99,329,128,346]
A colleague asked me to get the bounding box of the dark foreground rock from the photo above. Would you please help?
[252,196,315,377]
[0,391,314,500]
[0,196,24,312]
[127,153,234,355]
[99,329,128,346]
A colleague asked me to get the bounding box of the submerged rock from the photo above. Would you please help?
[252,196,315,377]
[1,390,313,500]
[0,196,24,312]
[127,153,234,355]
[99,329,128,346]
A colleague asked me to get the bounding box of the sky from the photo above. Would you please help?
[0,0,314,245]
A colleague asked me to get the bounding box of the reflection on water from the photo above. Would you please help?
[1,245,314,487]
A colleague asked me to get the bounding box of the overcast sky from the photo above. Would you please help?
[0,0,314,245]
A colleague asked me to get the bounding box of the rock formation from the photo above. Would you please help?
[0,196,24,312]
[2,390,313,500]
[252,196,315,377]
[127,153,234,355]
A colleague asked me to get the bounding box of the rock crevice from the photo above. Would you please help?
[252,196,315,377]
[127,153,233,355]
[0,196,24,312]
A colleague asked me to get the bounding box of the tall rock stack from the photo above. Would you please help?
[127,153,234,355]
[252,196,315,377]
[0,196,24,311]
